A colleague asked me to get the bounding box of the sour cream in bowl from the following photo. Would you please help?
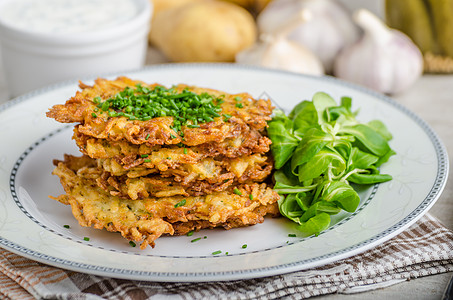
[0,0,152,97]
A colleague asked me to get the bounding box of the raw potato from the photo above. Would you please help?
[150,0,257,62]
[151,0,205,15]
[220,0,272,14]
[148,0,205,44]
[220,0,254,10]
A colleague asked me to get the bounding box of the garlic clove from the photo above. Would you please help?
[236,36,325,76]
[257,0,360,73]
[235,10,324,76]
[334,9,424,95]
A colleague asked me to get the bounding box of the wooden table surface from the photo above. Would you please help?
[0,48,451,299]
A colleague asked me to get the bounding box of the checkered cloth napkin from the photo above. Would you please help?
[1,213,452,300]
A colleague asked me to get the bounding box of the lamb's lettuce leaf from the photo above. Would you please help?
[268,92,395,237]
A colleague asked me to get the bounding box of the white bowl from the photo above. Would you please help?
[0,0,152,97]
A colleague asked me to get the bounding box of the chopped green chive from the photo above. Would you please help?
[212,250,222,255]
[144,159,151,163]
[83,237,90,241]
[170,134,177,139]
[63,225,70,229]
[234,96,242,101]
[183,148,188,154]
[102,101,109,111]
[91,112,97,118]
[145,133,150,140]
[187,231,194,236]
[191,237,202,243]
[242,244,247,249]
[225,252,229,255]
[249,194,253,200]
[223,114,232,122]
[167,157,171,160]
[233,188,242,196]
[235,103,243,108]
[129,241,136,247]
[204,236,207,239]
[174,199,186,208]
[94,84,223,135]
[140,154,149,158]
[288,234,297,237]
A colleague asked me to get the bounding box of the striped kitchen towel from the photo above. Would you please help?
[0,213,452,300]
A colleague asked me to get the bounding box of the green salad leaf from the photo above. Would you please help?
[268,110,300,169]
[269,92,394,237]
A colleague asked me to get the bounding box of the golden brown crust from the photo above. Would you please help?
[51,158,280,249]
[47,77,273,147]
[170,202,280,236]
[72,124,272,161]
[55,154,273,199]
[47,77,278,250]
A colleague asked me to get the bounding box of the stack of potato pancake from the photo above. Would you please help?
[46,77,279,249]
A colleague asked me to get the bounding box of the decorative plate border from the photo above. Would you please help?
[9,125,380,259]
[0,63,449,281]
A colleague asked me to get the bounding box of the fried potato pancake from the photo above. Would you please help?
[55,154,273,199]
[51,158,280,249]
[104,155,272,185]
[47,77,279,249]
[47,77,273,147]
[73,124,271,165]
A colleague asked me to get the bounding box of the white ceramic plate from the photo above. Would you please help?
[0,64,448,282]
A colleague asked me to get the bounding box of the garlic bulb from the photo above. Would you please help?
[257,0,360,73]
[334,9,424,95]
[236,11,324,76]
